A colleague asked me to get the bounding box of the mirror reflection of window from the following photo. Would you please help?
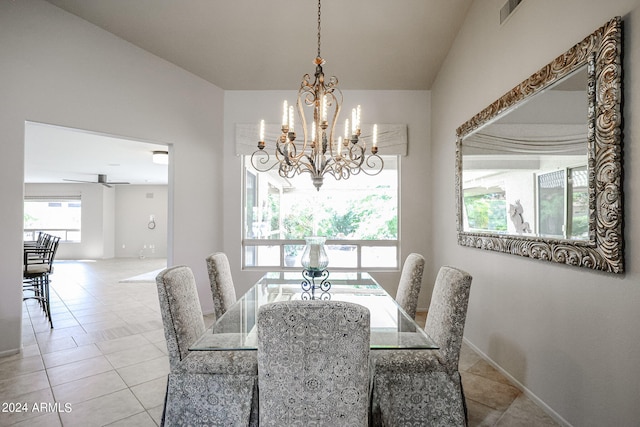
[537,170,566,237]
[536,166,588,239]
[462,189,507,233]
[568,166,589,239]
[460,64,590,240]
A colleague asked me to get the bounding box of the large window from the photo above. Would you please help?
[24,197,81,242]
[243,156,399,270]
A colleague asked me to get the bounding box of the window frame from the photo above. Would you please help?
[23,196,82,243]
[241,156,401,272]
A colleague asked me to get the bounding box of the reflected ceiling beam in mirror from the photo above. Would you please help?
[464,157,540,170]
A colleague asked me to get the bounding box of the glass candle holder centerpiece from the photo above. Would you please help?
[301,236,329,273]
[300,236,331,299]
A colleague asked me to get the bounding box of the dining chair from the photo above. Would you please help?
[23,234,60,328]
[257,300,371,427]
[156,265,258,426]
[395,252,425,319]
[23,231,47,249]
[371,265,473,426]
[205,252,237,320]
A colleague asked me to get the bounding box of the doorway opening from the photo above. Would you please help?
[23,121,170,264]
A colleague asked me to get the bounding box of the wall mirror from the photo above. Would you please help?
[455,17,623,273]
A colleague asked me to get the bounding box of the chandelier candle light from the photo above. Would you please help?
[252,0,383,190]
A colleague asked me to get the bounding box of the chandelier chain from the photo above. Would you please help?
[317,0,321,58]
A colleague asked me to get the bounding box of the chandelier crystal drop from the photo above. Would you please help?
[252,0,383,190]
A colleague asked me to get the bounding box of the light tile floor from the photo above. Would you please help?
[1,259,559,426]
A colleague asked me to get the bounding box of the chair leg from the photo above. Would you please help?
[459,371,468,427]
[160,376,168,427]
[22,279,41,308]
[36,277,45,310]
[42,275,53,329]
[22,275,53,328]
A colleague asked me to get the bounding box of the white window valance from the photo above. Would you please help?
[464,124,587,155]
[235,123,407,156]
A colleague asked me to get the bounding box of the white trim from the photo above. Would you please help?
[243,239,400,271]
[0,347,21,358]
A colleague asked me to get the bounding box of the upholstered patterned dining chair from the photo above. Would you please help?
[156,265,258,426]
[371,265,473,427]
[257,300,371,427]
[206,252,237,319]
[395,252,425,319]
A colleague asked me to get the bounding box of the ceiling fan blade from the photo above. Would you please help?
[63,178,93,183]
[63,174,129,186]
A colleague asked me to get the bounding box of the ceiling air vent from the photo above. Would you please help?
[500,0,523,24]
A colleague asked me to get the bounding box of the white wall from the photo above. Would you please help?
[102,186,116,259]
[115,185,168,258]
[0,0,224,354]
[223,90,432,305]
[431,0,640,425]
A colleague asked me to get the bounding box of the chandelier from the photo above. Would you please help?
[252,0,383,190]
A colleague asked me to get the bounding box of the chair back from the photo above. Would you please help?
[45,235,60,272]
[205,252,237,319]
[395,252,425,319]
[156,266,206,369]
[258,300,370,427]
[23,234,60,276]
[424,266,472,370]
[35,231,46,246]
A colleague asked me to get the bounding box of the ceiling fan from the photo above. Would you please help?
[63,174,130,188]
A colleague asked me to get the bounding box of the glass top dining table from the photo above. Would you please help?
[190,271,438,351]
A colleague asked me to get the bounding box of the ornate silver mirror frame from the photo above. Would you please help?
[455,17,623,273]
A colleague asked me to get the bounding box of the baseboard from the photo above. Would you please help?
[0,347,21,358]
[462,337,573,427]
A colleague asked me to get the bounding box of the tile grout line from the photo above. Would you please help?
[24,301,65,427]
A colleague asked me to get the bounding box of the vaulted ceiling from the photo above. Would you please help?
[45,0,474,90]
